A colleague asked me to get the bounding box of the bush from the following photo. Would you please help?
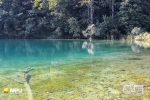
[131,27,144,36]
[135,32,150,42]
[82,24,95,38]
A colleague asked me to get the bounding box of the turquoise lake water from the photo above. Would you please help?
[0,40,133,70]
[0,40,150,100]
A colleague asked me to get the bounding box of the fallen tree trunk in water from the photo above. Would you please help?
[18,67,33,100]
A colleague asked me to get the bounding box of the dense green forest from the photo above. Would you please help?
[0,0,150,39]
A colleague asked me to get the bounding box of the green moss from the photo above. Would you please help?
[0,70,18,76]
[1,54,150,100]
[32,77,73,92]
[30,62,92,94]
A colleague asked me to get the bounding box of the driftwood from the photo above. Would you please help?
[18,67,33,100]
[11,67,34,100]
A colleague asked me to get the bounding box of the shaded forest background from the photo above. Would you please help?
[0,0,150,39]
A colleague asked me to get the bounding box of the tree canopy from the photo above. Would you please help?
[0,0,150,39]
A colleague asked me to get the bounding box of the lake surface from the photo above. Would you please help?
[0,40,131,69]
[0,40,150,100]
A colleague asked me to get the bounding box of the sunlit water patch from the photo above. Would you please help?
[0,40,150,100]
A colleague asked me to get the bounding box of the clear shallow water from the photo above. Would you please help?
[0,40,150,100]
[0,40,132,69]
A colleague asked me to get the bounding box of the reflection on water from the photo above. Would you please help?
[131,41,150,53]
[0,40,87,68]
[0,40,133,69]
[131,43,140,53]
[82,41,94,55]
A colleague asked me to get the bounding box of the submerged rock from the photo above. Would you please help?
[123,57,141,60]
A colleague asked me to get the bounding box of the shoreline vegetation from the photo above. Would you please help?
[134,32,150,48]
[135,32,150,42]
[121,27,150,48]
[0,0,150,39]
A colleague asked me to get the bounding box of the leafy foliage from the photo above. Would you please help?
[67,17,81,36]
[0,0,150,39]
[82,24,95,38]
[118,0,150,34]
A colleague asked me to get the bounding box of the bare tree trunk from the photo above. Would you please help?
[111,0,114,28]
[87,4,90,24]
[90,7,94,24]
[84,0,94,24]
[18,68,33,100]
[90,0,94,24]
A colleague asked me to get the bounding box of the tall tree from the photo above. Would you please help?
[118,0,142,34]
[79,0,94,24]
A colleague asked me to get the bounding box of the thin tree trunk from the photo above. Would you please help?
[87,4,90,24]
[111,0,114,28]
[90,7,93,24]
[18,68,33,100]
[90,0,94,24]
[24,81,33,100]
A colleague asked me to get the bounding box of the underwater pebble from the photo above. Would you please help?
[72,79,78,82]
[50,92,53,94]
[67,91,73,95]
[120,70,126,71]
[79,86,84,90]
[81,93,87,98]
[62,90,67,93]
[109,79,113,82]
[121,80,126,82]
